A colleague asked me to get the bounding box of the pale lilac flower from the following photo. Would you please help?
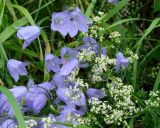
[60,47,78,63]
[115,52,129,72]
[52,74,65,88]
[7,59,27,82]
[0,119,16,128]
[24,92,47,113]
[56,87,86,108]
[87,88,105,99]
[10,86,27,102]
[101,47,107,55]
[51,11,70,37]
[51,8,90,37]
[59,58,78,76]
[59,105,84,115]
[45,54,61,73]
[24,82,54,113]
[0,86,27,117]
[82,37,99,54]
[17,26,40,49]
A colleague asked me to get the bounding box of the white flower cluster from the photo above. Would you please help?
[66,113,81,127]
[91,55,115,82]
[41,117,55,128]
[85,12,105,42]
[63,87,82,102]
[67,68,89,89]
[75,78,89,89]
[66,113,92,127]
[145,91,160,107]
[89,77,139,126]
[77,116,92,126]
[78,47,95,62]
[109,31,121,43]
[125,48,138,63]
[25,119,37,128]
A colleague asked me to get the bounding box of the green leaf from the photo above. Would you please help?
[12,4,35,25]
[153,68,160,91]
[85,0,95,17]
[0,17,28,44]
[133,18,160,88]
[0,86,26,128]
[0,0,6,25]
[154,0,160,13]
[99,0,130,23]
[139,44,160,66]
[101,18,139,32]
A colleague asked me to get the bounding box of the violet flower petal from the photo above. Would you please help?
[25,92,47,113]
[45,54,61,73]
[52,74,65,88]
[17,26,40,49]
[7,59,27,82]
[59,58,78,76]
[86,88,105,99]
[115,52,129,72]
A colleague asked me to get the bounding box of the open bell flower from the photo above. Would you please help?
[7,59,28,82]
[0,86,27,117]
[59,58,78,76]
[24,82,54,113]
[115,52,129,72]
[0,119,17,128]
[45,53,61,73]
[24,92,47,113]
[86,88,105,99]
[51,8,90,37]
[17,26,40,49]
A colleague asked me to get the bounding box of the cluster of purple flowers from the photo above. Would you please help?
[0,7,129,128]
[1,36,129,127]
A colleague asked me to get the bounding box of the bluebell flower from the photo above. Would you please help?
[59,105,85,115]
[51,10,70,37]
[51,8,90,37]
[115,52,129,72]
[52,74,65,88]
[0,86,27,117]
[101,47,107,55]
[24,82,54,113]
[56,87,86,108]
[24,92,47,113]
[45,54,61,73]
[17,26,40,49]
[86,88,105,99]
[59,58,78,76]
[0,119,17,128]
[60,47,78,63]
[82,37,99,54]
[7,59,28,82]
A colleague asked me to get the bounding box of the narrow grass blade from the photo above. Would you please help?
[12,4,35,25]
[6,0,17,21]
[101,18,139,32]
[153,68,160,91]
[99,0,129,23]
[85,0,95,17]
[0,0,6,25]
[0,86,26,128]
[133,18,160,88]
[139,44,160,66]
[0,17,28,44]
